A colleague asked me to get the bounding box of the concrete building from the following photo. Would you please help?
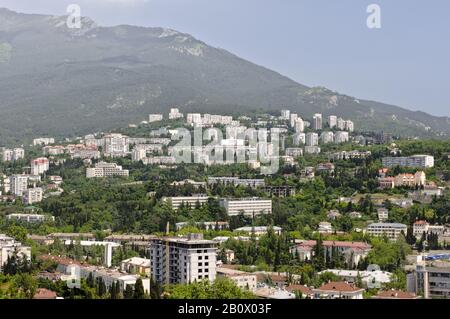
[23,187,43,204]
[103,134,129,157]
[217,267,257,291]
[377,208,389,222]
[320,131,334,144]
[262,185,296,198]
[86,161,129,178]
[294,118,304,133]
[318,267,392,289]
[33,138,55,146]
[7,213,53,223]
[9,175,29,196]
[162,195,209,211]
[0,234,31,272]
[148,114,163,123]
[306,133,319,146]
[131,148,147,162]
[234,226,282,236]
[120,257,151,275]
[291,240,371,267]
[150,233,217,285]
[290,113,298,128]
[280,110,290,120]
[169,108,184,120]
[285,148,303,158]
[220,198,272,216]
[312,281,364,299]
[334,131,349,144]
[382,155,434,169]
[408,254,450,299]
[312,113,323,130]
[366,223,408,240]
[345,120,355,132]
[31,157,49,175]
[293,133,306,146]
[2,148,25,162]
[328,115,337,128]
[207,177,265,188]
[304,146,321,154]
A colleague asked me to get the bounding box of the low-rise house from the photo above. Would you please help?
[317,222,334,234]
[120,257,150,275]
[216,267,257,291]
[286,285,314,299]
[327,210,342,220]
[312,281,364,299]
[33,288,59,299]
[234,226,282,236]
[318,267,392,289]
[366,223,408,240]
[253,285,295,299]
[291,240,371,267]
[372,290,420,299]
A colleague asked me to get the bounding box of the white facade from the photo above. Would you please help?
[320,131,334,144]
[162,195,209,210]
[220,198,272,216]
[366,223,408,240]
[312,113,323,130]
[23,187,43,204]
[148,114,163,123]
[2,148,25,162]
[86,162,129,178]
[31,157,49,175]
[328,115,337,128]
[169,108,184,120]
[382,155,435,169]
[150,234,217,284]
[103,134,129,157]
[334,131,349,144]
[9,175,29,196]
[306,133,319,146]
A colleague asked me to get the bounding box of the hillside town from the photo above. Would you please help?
[0,108,449,300]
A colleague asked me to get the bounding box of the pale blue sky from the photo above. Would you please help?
[1,0,449,116]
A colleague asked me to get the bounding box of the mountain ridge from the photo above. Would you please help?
[0,8,448,145]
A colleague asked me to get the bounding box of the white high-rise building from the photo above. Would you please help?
[334,131,350,144]
[306,133,319,146]
[337,117,346,130]
[23,187,43,204]
[131,148,147,162]
[103,134,129,157]
[150,233,217,285]
[312,113,323,130]
[294,118,305,133]
[345,120,355,132]
[320,131,334,144]
[169,108,184,120]
[9,175,28,196]
[281,110,291,120]
[293,133,306,146]
[2,148,25,162]
[149,114,163,123]
[328,115,337,129]
[290,114,298,128]
[33,138,55,146]
[31,158,49,175]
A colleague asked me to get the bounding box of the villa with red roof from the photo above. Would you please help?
[312,281,364,299]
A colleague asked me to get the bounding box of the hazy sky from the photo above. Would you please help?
[1,0,449,116]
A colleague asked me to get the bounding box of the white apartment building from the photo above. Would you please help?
[207,177,265,188]
[304,146,321,154]
[131,148,147,162]
[149,114,163,123]
[234,226,282,236]
[345,120,355,132]
[150,233,217,284]
[280,110,291,120]
[290,113,298,128]
[2,148,25,162]
[142,156,177,165]
[320,131,334,144]
[413,221,446,238]
[366,223,408,240]
[103,134,129,157]
[7,213,53,223]
[293,133,306,146]
[217,267,257,291]
[336,117,346,130]
[334,131,349,144]
[294,118,304,133]
[42,146,65,156]
[186,113,202,126]
[33,138,55,146]
[9,175,29,196]
[377,208,389,221]
[382,155,435,169]
[23,187,43,204]
[120,257,151,275]
[312,113,323,130]
[285,148,303,158]
[31,157,49,175]
[306,133,319,146]
[162,195,210,210]
[169,108,184,120]
[220,198,272,216]
[86,162,129,178]
[328,115,337,128]
[0,234,31,272]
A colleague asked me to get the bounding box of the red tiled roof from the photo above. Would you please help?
[373,290,419,299]
[33,288,57,299]
[316,281,363,293]
[286,285,313,295]
[297,240,371,250]
[414,220,429,225]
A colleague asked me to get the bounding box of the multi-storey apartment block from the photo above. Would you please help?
[86,162,129,178]
[366,222,408,240]
[220,198,272,216]
[150,233,217,284]
[382,155,434,169]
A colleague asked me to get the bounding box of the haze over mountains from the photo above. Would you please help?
[0,8,449,145]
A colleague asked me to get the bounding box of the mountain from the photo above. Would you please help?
[0,8,449,145]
